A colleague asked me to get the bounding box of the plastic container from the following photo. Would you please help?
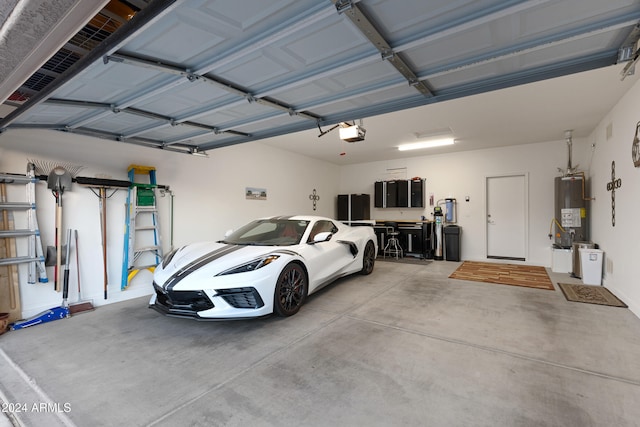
[579,248,603,286]
[552,247,572,273]
[572,242,595,278]
[444,225,461,262]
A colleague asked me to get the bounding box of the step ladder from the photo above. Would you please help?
[0,163,48,284]
[121,165,163,290]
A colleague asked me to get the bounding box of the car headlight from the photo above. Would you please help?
[217,255,280,276]
[161,248,180,269]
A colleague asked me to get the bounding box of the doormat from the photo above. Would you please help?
[449,261,554,290]
[378,256,432,266]
[558,283,627,307]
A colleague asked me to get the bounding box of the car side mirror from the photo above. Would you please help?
[311,231,332,244]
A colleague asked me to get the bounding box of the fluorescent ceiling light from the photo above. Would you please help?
[398,137,455,151]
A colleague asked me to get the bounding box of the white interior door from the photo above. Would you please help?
[486,174,527,260]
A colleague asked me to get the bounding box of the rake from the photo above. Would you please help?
[29,159,84,291]
[29,159,85,180]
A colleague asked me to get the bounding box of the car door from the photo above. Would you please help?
[301,220,352,292]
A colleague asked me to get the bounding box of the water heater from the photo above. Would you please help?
[554,175,588,248]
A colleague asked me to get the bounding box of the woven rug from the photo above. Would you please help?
[558,283,627,307]
[449,261,554,290]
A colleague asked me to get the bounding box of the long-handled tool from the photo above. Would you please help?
[75,230,81,296]
[62,228,71,308]
[69,229,94,314]
[48,167,72,292]
[99,187,108,299]
[75,176,131,300]
[53,188,62,290]
[29,159,83,292]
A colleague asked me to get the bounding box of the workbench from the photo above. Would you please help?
[373,220,434,259]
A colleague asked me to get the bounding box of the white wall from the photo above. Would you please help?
[339,137,592,267]
[0,129,339,318]
[588,78,640,318]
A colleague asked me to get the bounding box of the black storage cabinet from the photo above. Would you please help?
[396,180,409,207]
[374,181,384,207]
[374,179,424,208]
[337,194,370,221]
[385,181,398,207]
[410,179,424,207]
[444,225,461,261]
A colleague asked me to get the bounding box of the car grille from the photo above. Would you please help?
[153,283,214,313]
[215,287,264,309]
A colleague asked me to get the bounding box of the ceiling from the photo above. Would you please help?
[1,0,640,162]
[263,65,640,164]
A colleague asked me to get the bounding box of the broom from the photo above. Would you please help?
[69,229,94,315]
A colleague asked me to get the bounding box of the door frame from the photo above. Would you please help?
[484,172,529,261]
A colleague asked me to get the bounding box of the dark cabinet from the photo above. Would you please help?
[397,180,408,207]
[374,181,384,207]
[374,221,433,258]
[398,225,423,255]
[374,178,424,208]
[337,194,370,221]
[385,181,398,207]
[411,179,424,207]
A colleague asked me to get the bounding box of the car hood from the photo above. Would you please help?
[157,241,298,279]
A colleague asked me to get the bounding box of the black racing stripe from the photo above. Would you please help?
[272,249,301,257]
[164,245,244,291]
[271,215,293,220]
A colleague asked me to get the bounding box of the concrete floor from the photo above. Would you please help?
[1,259,640,427]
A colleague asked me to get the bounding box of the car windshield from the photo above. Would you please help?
[222,219,310,246]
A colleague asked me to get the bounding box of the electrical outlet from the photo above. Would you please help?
[606,258,613,274]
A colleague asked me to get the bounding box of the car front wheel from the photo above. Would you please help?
[273,263,308,316]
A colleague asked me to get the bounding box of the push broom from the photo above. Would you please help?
[10,229,74,330]
[9,228,93,330]
[69,229,94,314]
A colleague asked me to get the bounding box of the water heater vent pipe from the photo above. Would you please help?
[565,129,573,174]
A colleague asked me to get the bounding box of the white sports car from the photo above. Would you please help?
[149,215,377,319]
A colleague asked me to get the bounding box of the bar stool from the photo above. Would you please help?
[383,221,403,259]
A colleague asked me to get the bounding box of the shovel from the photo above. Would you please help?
[47,167,72,292]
